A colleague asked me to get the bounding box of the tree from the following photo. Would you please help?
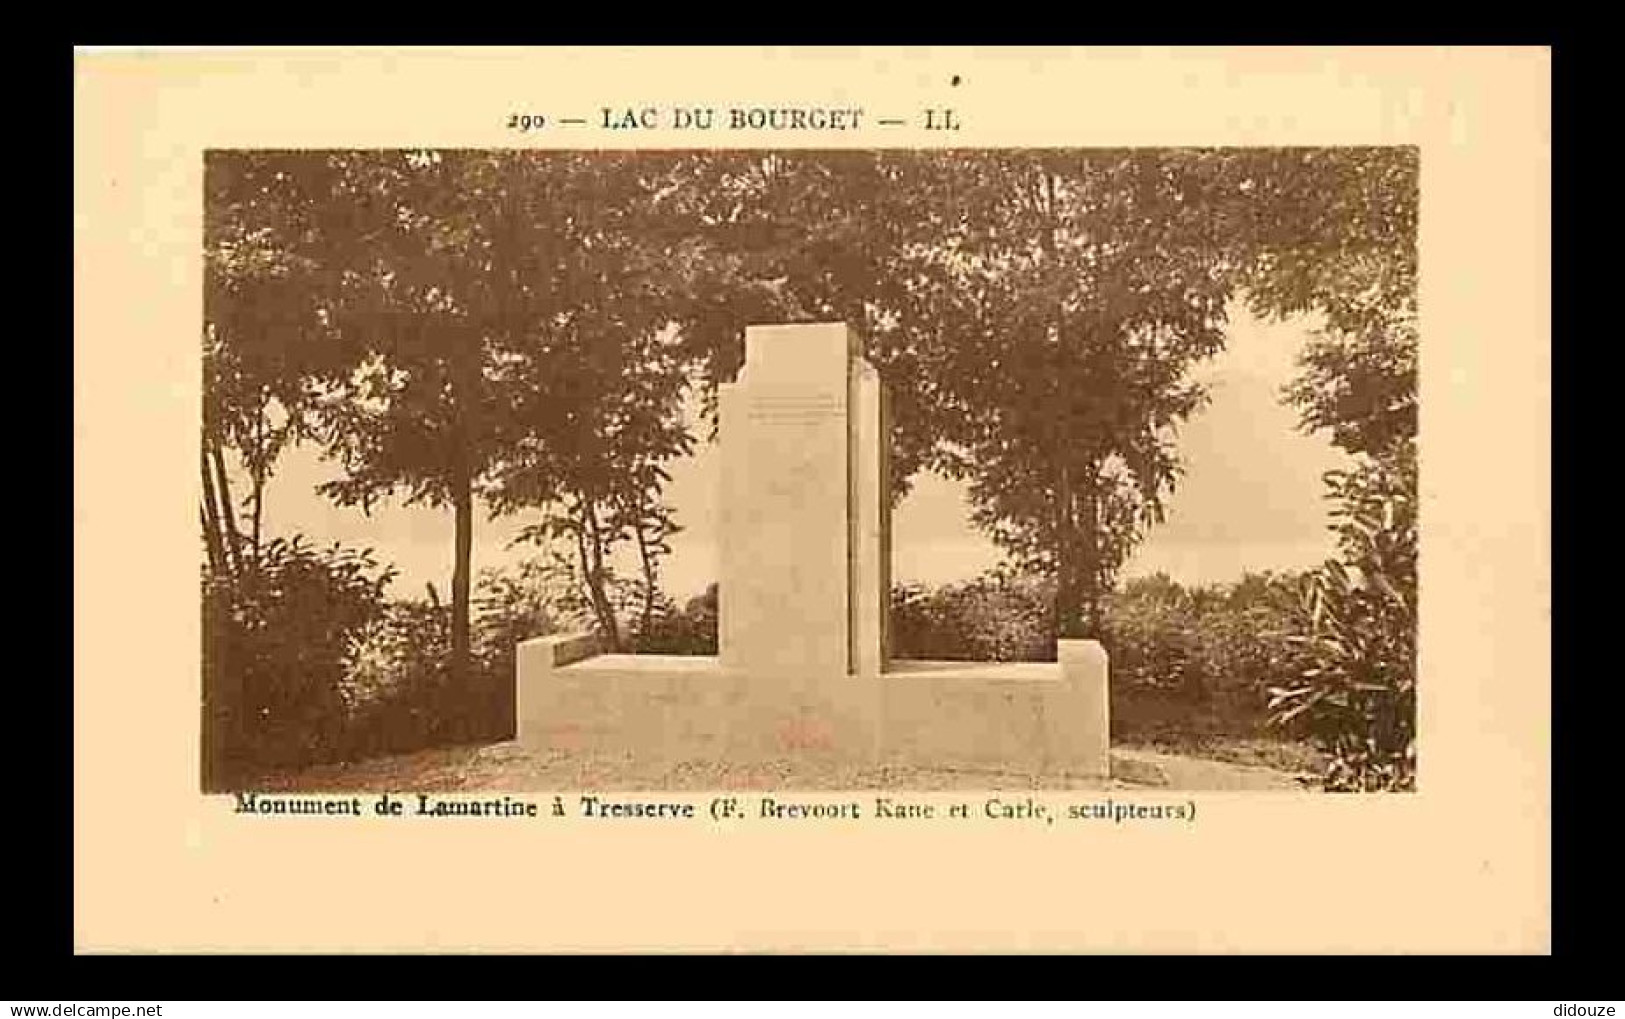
[481,153,702,653]
[906,152,1234,636]
[657,152,955,497]
[266,150,525,734]
[208,150,611,734]
[203,152,346,575]
[1211,147,1419,459]
[204,150,709,727]
[1199,147,1419,788]
[1270,442,1417,789]
[612,149,1419,643]
[915,148,1418,637]
[206,147,1420,713]
[657,151,1275,637]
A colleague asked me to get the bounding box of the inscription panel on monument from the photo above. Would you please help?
[719,324,856,679]
[746,394,843,423]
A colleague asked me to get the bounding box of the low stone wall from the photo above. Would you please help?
[516,635,1109,778]
[877,653,1107,775]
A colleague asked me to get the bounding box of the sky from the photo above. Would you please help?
[249,302,1348,602]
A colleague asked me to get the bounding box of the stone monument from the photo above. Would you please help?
[517,322,1110,778]
[718,322,889,680]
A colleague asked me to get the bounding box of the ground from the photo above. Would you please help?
[241,678,1325,793]
[254,739,1317,793]
[1112,687,1328,777]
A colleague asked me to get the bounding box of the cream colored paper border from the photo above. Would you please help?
[73,46,1550,953]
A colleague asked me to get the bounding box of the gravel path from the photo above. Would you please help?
[256,741,1314,793]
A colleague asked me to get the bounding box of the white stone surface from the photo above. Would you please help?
[517,322,1112,779]
[851,356,891,676]
[719,323,860,679]
[1055,639,1112,778]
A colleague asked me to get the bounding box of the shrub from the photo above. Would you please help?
[331,554,726,757]
[1103,570,1316,742]
[341,558,573,751]
[338,597,462,756]
[633,583,719,655]
[1206,572,1320,693]
[202,536,394,786]
[1267,445,1417,791]
[204,544,582,783]
[890,568,1053,661]
[1104,573,1203,694]
[472,558,563,733]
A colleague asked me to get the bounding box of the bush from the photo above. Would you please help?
[337,597,468,756]
[202,536,394,786]
[341,559,569,753]
[890,568,1054,661]
[473,558,563,732]
[1267,445,1417,791]
[1104,574,1203,694]
[1106,571,1314,704]
[204,544,581,784]
[633,583,719,655]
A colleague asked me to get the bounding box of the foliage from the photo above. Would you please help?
[1106,571,1315,706]
[344,555,589,751]
[671,152,1245,637]
[1268,442,1417,791]
[890,569,1055,662]
[202,536,394,785]
[633,583,720,656]
[888,565,1318,739]
[926,153,1234,638]
[1211,147,1419,459]
[203,148,1420,785]
[202,154,340,575]
[203,546,585,784]
[471,556,561,694]
[666,149,1416,638]
[338,598,460,756]
[1104,573,1205,694]
[466,153,701,654]
[207,150,707,723]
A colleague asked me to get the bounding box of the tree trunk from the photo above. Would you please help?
[445,322,483,735]
[249,399,266,566]
[210,440,241,577]
[634,514,658,640]
[1056,458,1106,639]
[450,449,474,733]
[1077,460,1103,636]
[249,474,264,568]
[576,497,623,652]
[1040,166,1094,641]
[200,448,225,574]
[1056,461,1085,639]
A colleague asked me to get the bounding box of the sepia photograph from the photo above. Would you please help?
[202,147,1418,797]
[75,46,1548,955]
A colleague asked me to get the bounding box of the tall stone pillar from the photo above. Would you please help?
[718,322,890,681]
[851,356,890,676]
